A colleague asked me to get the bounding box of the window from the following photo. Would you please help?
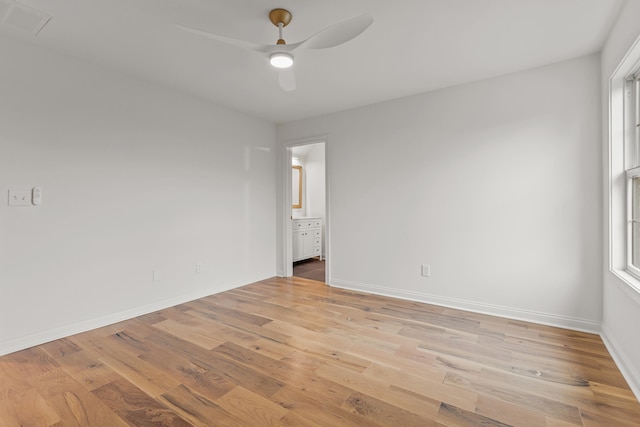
[627,74,640,278]
[609,33,640,291]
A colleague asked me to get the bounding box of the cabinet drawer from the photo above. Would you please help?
[293,219,322,228]
[294,221,314,229]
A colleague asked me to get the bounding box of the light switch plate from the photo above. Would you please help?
[421,264,431,277]
[8,189,31,206]
[32,186,42,205]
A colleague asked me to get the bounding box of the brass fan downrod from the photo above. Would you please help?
[270,8,292,45]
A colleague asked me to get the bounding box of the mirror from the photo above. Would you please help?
[292,165,302,209]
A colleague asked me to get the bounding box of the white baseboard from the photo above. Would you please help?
[601,324,640,402]
[329,278,601,334]
[0,277,264,357]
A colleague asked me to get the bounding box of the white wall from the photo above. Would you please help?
[278,54,602,331]
[291,154,307,218]
[0,36,276,355]
[305,143,326,222]
[601,0,640,399]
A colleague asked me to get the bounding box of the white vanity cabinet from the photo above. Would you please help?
[292,218,322,262]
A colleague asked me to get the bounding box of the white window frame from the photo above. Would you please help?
[626,74,640,280]
[609,32,640,299]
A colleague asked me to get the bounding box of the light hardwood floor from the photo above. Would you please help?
[1,276,639,426]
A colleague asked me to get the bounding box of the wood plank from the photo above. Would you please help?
[236,337,297,360]
[341,391,436,427]
[443,372,583,425]
[92,378,192,426]
[380,385,441,420]
[435,402,511,427]
[152,318,227,350]
[160,384,244,427]
[187,307,290,345]
[270,385,365,427]
[0,388,61,427]
[136,339,237,401]
[30,368,130,427]
[96,347,182,398]
[277,411,326,427]
[315,362,390,400]
[579,409,640,427]
[39,337,83,359]
[214,386,288,426]
[474,395,548,427]
[49,350,122,391]
[144,331,285,399]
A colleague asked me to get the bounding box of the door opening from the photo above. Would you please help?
[288,141,327,283]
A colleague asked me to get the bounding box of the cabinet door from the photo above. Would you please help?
[302,231,315,258]
[293,230,305,261]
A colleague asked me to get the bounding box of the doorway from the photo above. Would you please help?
[289,141,327,282]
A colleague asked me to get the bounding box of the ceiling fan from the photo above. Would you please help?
[177,9,373,92]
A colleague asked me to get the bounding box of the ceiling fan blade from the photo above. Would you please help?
[278,68,296,92]
[298,14,373,50]
[176,23,271,53]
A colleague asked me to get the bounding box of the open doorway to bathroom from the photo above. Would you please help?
[291,142,326,282]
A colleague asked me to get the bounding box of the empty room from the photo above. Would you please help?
[2,0,640,426]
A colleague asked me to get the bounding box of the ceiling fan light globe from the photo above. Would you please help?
[270,52,293,68]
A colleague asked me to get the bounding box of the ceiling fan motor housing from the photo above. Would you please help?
[269,9,292,27]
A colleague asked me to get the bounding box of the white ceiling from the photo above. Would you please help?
[0,0,625,123]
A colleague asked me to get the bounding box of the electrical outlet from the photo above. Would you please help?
[421,264,431,277]
[196,263,202,273]
[8,189,31,206]
[153,269,161,282]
